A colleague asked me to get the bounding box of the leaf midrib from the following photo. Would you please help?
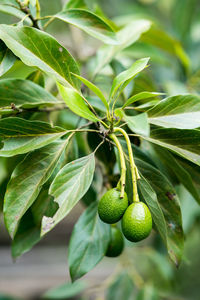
[0,25,75,88]
[5,141,67,236]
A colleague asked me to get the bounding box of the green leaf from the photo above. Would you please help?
[0,41,16,77]
[124,112,150,136]
[55,9,118,45]
[154,147,200,205]
[93,19,151,75]
[43,280,87,299]
[148,94,200,129]
[141,26,190,70]
[26,70,45,87]
[178,186,200,232]
[68,202,110,281]
[143,127,200,166]
[0,118,67,157]
[106,272,134,300]
[136,284,159,300]
[121,140,183,265]
[41,153,95,236]
[136,158,184,266]
[0,78,60,113]
[29,0,37,6]
[12,188,57,258]
[11,210,41,258]
[123,41,170,66]
[4,140,68,238]
[58,83,99,122]
[110,57,149,100]
[138,176,167,247]
[65,0,87,9]
[135,100,159,112]
[175,157,200,204]
[172,0,198,41]
[64,1,108,15]
[122,91,163,109]
[1,0,20,5]
[86,96,107,113]
[71,73,109,109]
[0,4,32,25]
[0,25,80,89]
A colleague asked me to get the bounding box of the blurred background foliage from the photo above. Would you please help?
[0,0,200,299]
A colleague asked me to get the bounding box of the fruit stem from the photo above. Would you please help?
[114,127,139,203]
[109,133,126,198]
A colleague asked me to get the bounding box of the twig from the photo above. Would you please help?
[16,0,40,29]
[94,139,105,153]
[8,103,68,115]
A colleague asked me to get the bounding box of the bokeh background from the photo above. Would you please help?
[1,0,200,299]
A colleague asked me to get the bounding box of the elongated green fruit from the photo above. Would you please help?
[122,202,152,242]
[106,226,124,257]
[98,188,128,224]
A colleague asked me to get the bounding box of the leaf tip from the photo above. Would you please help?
[168,249,181,268]
[41,216,55,237]
[4,213,17,240]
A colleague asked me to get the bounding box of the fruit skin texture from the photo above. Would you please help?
[98,188,128,224]
[122,202,152,242]
[106,226,124,257]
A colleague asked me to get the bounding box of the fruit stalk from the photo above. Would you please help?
[114,127,139,203]
[109,133,126,198]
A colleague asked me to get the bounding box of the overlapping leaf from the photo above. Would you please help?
[12,188,57,258]
[122,91,163,109]
[121,141,183,265]
[0,118,67,156]
[0,25,80,89]
[55,9,118,45]
[0,78,60,114]
[141,26,190,70]
[68,202,110,281]
[0,41,16,77]
[138,176,167,246]
[175,156,200,203]
[4,140,68,238]
[110,57,149,100]
[0,3,32,25]
[93,19,151,75]
[154,146,200,205]
[148,94,200,129]
[124,112,150,136]
[72,73,109,109]
[143,127,200,166]
[43,280,87,299]
[136,158,184,266]
[11,209,41,258]
[41,154,95,236]
[1,0,20,5]
[65,0,87,9]
[26,70,45,87]
[58,83,99,122]
[106,272,134,300]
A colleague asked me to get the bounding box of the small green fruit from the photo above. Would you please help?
[122,202,152,242]
[106,226,124,257]
[98,188,128,224]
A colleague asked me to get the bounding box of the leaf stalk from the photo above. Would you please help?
[114,127,139,203]
[109,133,126,198]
